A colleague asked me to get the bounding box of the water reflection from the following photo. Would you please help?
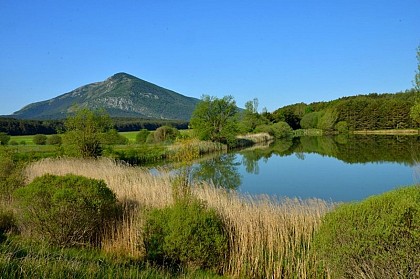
[238,135,420,172]
[189,135,420,200]
[191,153,241,190]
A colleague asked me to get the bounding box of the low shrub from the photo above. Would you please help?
[314,186,420,278]
[136,129,150,144]
[101,129,128,145]
[33,134,47,145]
[143,198,228,273]
[0,149,24,202]
[46,134,62,145]
[14,174,118,247]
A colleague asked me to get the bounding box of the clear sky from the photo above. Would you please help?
[1,0,419,116]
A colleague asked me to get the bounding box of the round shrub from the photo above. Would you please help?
[314,186,420,278]
[33,134,47,145]
[143,199,228,272]
[136,129,150,144]
[14,174,118,247]
[46,134,62,145]
[271,121,293,139]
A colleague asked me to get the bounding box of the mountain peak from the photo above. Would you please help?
[12,73,200,120]
[109,72,137,80]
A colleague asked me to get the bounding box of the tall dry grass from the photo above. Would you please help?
[25,157,332,278]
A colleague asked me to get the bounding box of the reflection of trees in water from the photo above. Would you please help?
[192,135,420,189]
[191,153,241,190]
[293,135,420,165]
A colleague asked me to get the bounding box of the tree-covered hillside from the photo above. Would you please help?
[271,89,418,131]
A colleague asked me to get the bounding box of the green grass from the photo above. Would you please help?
[0,237,228,279]
[9,135,38,145]
[119,131,139,143]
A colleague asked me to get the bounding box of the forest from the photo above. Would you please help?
[0,117,189,136]
[270,89,418,131]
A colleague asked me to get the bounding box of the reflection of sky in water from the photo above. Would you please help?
[236,153,416,202]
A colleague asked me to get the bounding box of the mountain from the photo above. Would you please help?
[11,73,200,120]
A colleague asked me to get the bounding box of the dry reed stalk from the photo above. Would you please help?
[25,157,332,278]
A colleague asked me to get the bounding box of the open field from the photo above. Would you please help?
[24,157,333,278]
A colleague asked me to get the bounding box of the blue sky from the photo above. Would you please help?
[1,0,419,115]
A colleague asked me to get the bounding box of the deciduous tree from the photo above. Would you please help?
[190,95,239,145]
[64,108,112,158]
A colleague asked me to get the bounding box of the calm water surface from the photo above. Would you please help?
[190,135,420,202]
[235,152,416,202]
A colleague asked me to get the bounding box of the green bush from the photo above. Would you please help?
[33,134,47,145]
[14,174,118,247]
[314,186,420,278]
[0,133,10,146]
[0,149,24,202]
[46,134,62,145]
[271,121,293,138]
[143,198,228,272]
[136,129,150,144]
[154,126,179,143]
[9,140,18,146]
[334,120,349,133]
[100,129,128,145]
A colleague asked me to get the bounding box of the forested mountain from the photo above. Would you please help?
[10,73,200,120]
[271,89,418,131]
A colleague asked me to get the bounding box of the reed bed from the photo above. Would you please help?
[25,157,332,278]
[236,133,274,144]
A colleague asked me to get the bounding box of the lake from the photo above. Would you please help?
[190,135,420,202]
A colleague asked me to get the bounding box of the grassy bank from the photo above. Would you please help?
[352,129,420,135]
[22,158,332,278]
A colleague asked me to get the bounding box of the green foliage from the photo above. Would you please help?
[100,129,128,145]
[314,186,420,278]
[146,132,156,144]
[334,121,349,133]
[190,95,239,145]
[14,174,118,247]
[154,126,179,143]
[271,121,293,139]
[143,198,228,272]
[64,108,113,158]
[300,112,321,129]
[414,45,420,92]
[272,103,307,129]
[46,134,62,145]
[238,98,269,133]
[0,148,24,202]
[9,140,18,146]
[136,129,150,143]
[317,109,338,131]
[0,133,10,146]
[0,238,228,279]
[107,145,167,165]
[32,134,47,145]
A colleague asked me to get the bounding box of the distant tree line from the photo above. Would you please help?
[270,89,418,131]
[0,117,189,136]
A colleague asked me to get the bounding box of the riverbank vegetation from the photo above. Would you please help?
[1,157,331,278]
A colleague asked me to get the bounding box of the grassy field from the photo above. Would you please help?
[23,158,333,278]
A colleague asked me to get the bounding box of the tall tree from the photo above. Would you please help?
[64,108,112,158]
[190,95,239,145]
[410,45,420,125]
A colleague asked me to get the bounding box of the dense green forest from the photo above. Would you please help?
[0,117,188,136]
[270,89,418,131]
